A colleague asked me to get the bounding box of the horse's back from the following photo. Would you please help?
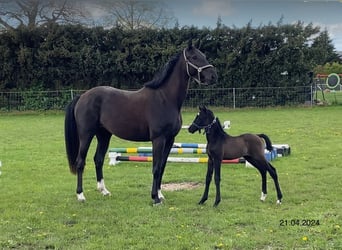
[74,86,149,139]
[74,86,181,142]
[76,86,147,115]
[220,133,264,159]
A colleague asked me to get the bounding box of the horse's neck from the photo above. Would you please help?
[206,123,227,143]
[160,59,189,109]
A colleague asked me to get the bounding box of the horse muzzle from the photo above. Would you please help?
[188,125,197,134]
[199,68,218,86]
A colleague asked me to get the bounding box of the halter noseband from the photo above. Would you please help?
[183,48,214,85]
[191,117,217,134]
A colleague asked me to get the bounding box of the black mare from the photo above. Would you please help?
[188,106,283,206]
[64,43,217,205]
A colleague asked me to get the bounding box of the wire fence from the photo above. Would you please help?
[0,86,341,111]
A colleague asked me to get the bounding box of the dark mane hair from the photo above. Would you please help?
[144,52,181,89]
[215,117,227,137]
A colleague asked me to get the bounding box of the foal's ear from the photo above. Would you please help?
[199,105,207,111]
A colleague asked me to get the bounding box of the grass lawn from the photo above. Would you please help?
[314,90,342,105]
[0,106,341,249]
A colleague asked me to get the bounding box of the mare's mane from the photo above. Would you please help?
[144,52,181,89]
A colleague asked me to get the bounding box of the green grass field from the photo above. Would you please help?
[315,90,342,105]
[0,106,341,249]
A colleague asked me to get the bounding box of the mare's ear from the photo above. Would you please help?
[195,39,201,49]
[187,39,193,49]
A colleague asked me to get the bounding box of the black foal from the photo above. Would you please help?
[188,106,283,206]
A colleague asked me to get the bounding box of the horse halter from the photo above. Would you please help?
[183,48,214,85]
[191,116,217,134]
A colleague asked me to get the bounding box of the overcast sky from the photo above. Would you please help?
[168,0,342,51]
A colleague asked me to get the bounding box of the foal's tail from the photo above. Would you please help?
[257,134,273,151]
[64,96,80,175]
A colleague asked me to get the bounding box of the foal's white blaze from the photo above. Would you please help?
[260,192,267,201]
[77,192,86,201]
[97,179,111,196]
[158,189,165,200]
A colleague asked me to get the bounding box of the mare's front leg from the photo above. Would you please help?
[94,130,112,196]
[156,137,175,201]
[151,137,166,205]
[213,159,222,207]
[199,157,214,205]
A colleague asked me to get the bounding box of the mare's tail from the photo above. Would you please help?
[64,96,80,174]
[257,133,273,151]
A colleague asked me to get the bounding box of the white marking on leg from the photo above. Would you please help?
[77,192,86,202]
[276,200,282,205]
[158,189,165,200]
[97,179,111,196]
[260,192,267,201]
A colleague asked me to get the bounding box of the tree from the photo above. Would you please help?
[0,0,90,30]
[309,29,340,65]
[101,0,176,30]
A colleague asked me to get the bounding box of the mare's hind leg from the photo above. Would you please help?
[199,157,214,205]
[267,162,283,204]
[244,157,268,202]
[157,137,175,201]
[94,129,112,196]
[75,135,94,201]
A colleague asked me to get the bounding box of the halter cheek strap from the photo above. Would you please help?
[183,49,214,85]
[191,117,217,134]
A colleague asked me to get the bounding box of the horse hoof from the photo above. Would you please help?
[158,190,165,201]
[153,201,163,207]
[260,192,267,202]
[77,192,86,202]
[97,180,111,196]
[198,200,206,205]
[276,200,282,205]
[101,189,111,196]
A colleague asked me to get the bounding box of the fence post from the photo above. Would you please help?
[233,88,236,109]
[310,85,313,106]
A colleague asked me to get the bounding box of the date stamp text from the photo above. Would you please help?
[279,219,320,227]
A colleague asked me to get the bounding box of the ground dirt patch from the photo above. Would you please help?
[161,182,202,191]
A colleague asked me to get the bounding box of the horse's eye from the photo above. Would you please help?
[192,55,198,60]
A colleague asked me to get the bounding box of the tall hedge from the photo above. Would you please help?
[0,22,340,91]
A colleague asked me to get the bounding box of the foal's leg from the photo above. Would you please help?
[267,162,283,204]
[157,137,175,201]
[151,137,166,205]
[245,157,267,202]
[94,129,112,196]
[213,159,222,207]
[199,157,214,205]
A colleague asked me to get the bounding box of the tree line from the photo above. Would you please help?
[0,21,341,91]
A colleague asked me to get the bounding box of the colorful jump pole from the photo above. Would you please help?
[108,147,207,154]
[109,153,243,165]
